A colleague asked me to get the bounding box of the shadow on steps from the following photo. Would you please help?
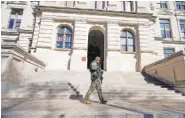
[142,72,184,96]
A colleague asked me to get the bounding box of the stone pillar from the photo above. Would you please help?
[1,4,11,29]
[106,21,121,71]
[36,17,54,49]
[31,13,41,51]
[70,19,88,71]
[138,23,162,70]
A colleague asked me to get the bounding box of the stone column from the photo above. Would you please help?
[31,12,42,52]
[70,19,88,71]
[36,17,54,49]
[138,23,161,70]
[106,21,121,71]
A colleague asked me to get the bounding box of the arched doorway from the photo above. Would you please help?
[87,30,104,69]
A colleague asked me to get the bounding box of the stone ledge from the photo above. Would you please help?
[1,42,46,68]
[154,37,185,44]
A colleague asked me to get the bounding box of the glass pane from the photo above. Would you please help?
[181,1,185,5]
[181,5,185,9]
[16,19,21,23]
[10,14,16,19]
[127,32,133,38]
[8,19,14,29]
[121,31,126,37]
[164,49,174,53]
[164,54,169,58]
[180,24,185,31]
[161,31,165,38]
[66,34,72,42]
[126,1,131,11]
[17,15,22,19]
[57,34,64,41]
[128,38,134,45]
[121,38,126,45]
[58,27,65,34]
[65,42,71,49]
[166,31,171,38]
[180,20,185,25]
[15,22,21,28]
[160,24,165,30]
[128,46,134,52]
[161,2,167,8]
[57,41,63,48]
[165,24,170,30]
[121,45,126,51]
[65,27,72,34]
[181,32,185,38]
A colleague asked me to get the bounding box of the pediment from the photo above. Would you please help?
[157,9,174,15]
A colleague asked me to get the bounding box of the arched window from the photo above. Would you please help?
[57,26,72,49]
[120,30,135,52]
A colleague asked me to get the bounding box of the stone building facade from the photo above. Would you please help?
[1,1,185,72]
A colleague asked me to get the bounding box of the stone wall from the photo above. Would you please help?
[1,42,46,95]
[143,50,185,94]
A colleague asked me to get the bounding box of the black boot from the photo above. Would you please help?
[101,100,107,104]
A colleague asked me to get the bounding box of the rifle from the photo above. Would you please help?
[96,67,103,84]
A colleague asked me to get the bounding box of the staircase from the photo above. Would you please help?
[2,71,185,118]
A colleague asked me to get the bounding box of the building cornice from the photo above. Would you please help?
[37,6,156,21]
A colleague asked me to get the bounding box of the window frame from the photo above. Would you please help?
[160,19,172,40]
[56,26,72,49]
[8,8,23,29]
[160,1,168,9]
[120,30,135,52]
[176,1,185,10]
[163,48,175,58]
[179,20,185,40]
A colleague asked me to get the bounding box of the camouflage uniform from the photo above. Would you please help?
[84,60,104,102]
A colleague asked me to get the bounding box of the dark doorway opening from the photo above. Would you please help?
[87,30,104,69]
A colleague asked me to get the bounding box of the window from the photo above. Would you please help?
[180,20,185,40]
[176,1,185,10]
[160,1,167,9]
[8,8,23,29]
[95,1,97,9]
[160,19,172,39]
[120,31,135,52]
[163,48,175,58]
[102,1,105,9]
[125,1,133,11]
[57,26,72,49]
[122,1,125,11]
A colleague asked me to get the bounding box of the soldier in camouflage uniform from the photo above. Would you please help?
[84,56,107,104]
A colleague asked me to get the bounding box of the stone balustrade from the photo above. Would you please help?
[143,50,185,94]
[1,42,46,94]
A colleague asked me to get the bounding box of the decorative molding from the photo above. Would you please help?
[162,40,185,45]
[36,46,52,49]
[157,9,174,15]
[141,50,153,53]
[1,31,19,36]
[55,18,74,22]
[154,37,163,41]
[121,51,136,54]
[38,6,155,20]
[54,48,71,51]
[106,49,120,51]
[72,47,87,50]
